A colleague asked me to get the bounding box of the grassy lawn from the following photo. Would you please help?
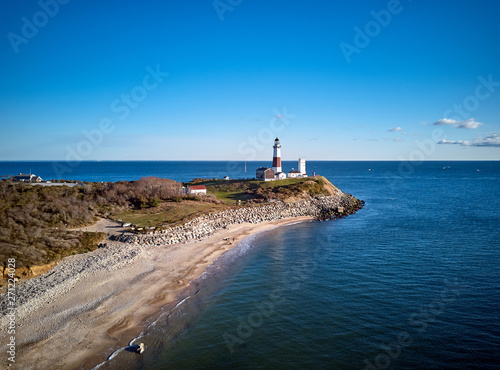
[255,177,310,187]
[113,200,228,227]
[114,177,333,227]
[200,177,321,204]
[208,189,254,204]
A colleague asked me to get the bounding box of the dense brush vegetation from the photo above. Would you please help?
[0,177,181,267]
[1,175,337,268]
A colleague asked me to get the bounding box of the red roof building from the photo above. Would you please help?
[188,185,207,195]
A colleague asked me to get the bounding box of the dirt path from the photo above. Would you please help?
[73,217,128,237]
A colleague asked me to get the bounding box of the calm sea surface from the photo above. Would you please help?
[2,161,499,369]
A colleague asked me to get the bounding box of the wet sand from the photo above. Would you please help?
[8,216,312,369]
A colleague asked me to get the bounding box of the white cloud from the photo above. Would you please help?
[434,118,458,126]
[455,118,483,129]
[437,133,500,147]
[388,127,403,132]
[470,133,500,147]
[437,139,471,146]
[432,118,483,129]
[394,137,404,142]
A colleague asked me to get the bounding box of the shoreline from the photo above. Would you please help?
[0,192,363,369]
[90,216,314,369]
[1,216,313,369]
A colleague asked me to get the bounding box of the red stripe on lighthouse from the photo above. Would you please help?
[273,157,281,168]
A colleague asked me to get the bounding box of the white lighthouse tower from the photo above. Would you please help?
[299,158,306,176]
[272,138,282,173]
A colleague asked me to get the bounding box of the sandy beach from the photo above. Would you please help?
[3,216,312,369]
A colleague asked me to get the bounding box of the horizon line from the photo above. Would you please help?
[1,159,500,162]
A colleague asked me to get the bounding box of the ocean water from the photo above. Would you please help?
[0,160,292,183]
[3,161,499,369]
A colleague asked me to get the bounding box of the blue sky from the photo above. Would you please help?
[1,0,499,160]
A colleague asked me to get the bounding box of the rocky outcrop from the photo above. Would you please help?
[118,194,364,247]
